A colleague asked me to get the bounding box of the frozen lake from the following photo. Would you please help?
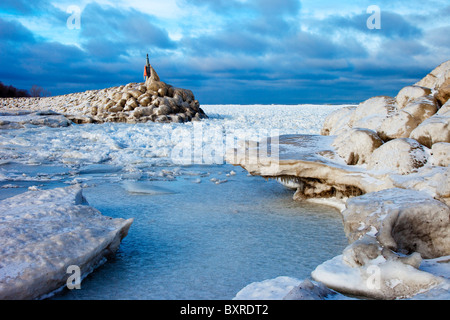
[0,104,350,299]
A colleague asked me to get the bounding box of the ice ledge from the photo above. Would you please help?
[0,186,133,300]
[227,135,450,299]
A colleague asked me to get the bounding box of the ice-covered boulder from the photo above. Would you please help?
[313,187,450,299]
[409,113,450,148]
[415,60,450,91]
[438,100,450,115]
[283,279,336,300]
[367,138,429,174]
[0,186,133,300]
[402,95,438,123]
[332,128,383,165]
[0,64,207,124]
[342,188,450,259]
[321,105,356,136]
[431,142,450,167]
[389,166,450,206]
[311,253,444,300]
[377,110,421,141]
[435,78,450,106]
[348,96,397,132]
[396,86,432,109]
[0,110,71,129]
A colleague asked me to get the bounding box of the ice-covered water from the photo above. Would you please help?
[0,104,350,299]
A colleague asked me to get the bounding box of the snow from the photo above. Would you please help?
[233,276,301,300]
[311,254,448,300]
[0,105,342,177]
[1,103,448,300]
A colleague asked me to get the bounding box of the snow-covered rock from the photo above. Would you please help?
[0,65,207,124]
[435,78,450,106]
[415,60,450,91]
[409,113,450,148]
[0,110,71,129]
[320,105,356,136]
[332,128,383,165]
[438,100,450,115]
[377,110,421,141]
[342,188,450,259]
[283,279,336,300]
[233,276,301,300]
[0,186,133,300]
[348,96,397,131]
[402,95,438,123]
[367,138,429,175]
[396,86,432,109]
[431,142,450,167]
[311,253,444,300]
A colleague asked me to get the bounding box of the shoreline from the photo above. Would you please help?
[227,60,450,300]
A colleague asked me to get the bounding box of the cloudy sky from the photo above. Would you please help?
[1,0,449,104]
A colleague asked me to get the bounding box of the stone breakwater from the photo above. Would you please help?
[227,60,450,300]
[0,65,207,125]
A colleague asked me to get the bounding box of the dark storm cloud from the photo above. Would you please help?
[80,2,176,54]
[0,0,448,103]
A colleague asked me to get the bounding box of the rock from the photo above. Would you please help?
[402,95,438,123]
[377,110,421,141]
[0,110,71,128]
[117,99,127,108]
[155,115,169,122]
[138,85,147,93]
[438,100,450,115]
[332,128,383,165]
[0,186,133,300]
[348,96,397,130]
[415,60,450,91]
[435,78,450,106]
[390,166,450,205]
[104,100,115,110]
[342,188,450,259]
[0,62,206,124]
[111,92,122,102]
[396,86,432,109]
[409,113,450,148]
[283,279,336,300]
[367,138,429,174]
[127,89,143,99]
[311,253,443,300]
[431,142,450,166]
[321,105,356,136]
[125,97,138,110]
[109,104,124,113]
[158,87,168,97]
[121,92,132,100]
[342,235,383,267]
[156,104,171,116]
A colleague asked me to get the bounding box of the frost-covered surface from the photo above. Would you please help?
[228,61,450,300]
[0,104,347,300]
[0,104,345,176]
[0,186,133,300]
[0,110,71,129]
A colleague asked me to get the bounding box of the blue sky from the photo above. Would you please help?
[1,0,449,104]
